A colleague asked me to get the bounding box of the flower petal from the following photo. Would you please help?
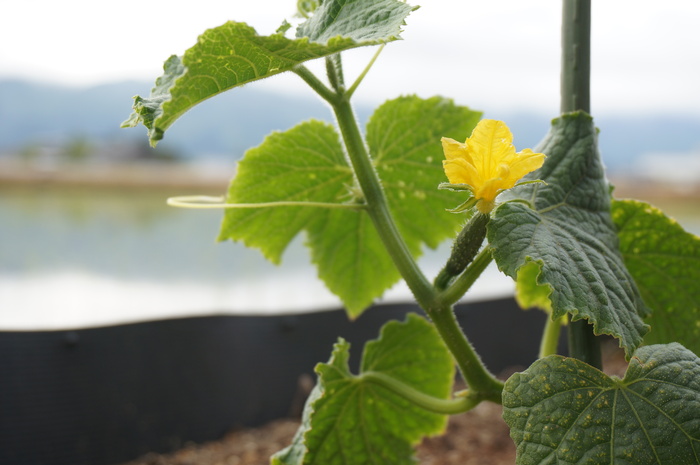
[441,137,470,162]
[506,149,546,185]
[441,119,546,213]
[443,158,479,186]
[466,120,516,179]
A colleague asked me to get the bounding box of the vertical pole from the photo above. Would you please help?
[561,0,602,370]
[561,0,591,114]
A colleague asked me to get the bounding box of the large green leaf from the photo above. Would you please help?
[296,0,415,42]
[503,343,700,464]
[488,112,649,357]
[217,119,352,263]
[367,96,482,250]
[271,314,455,465]
[123,0,414,145]
[218,96,480,316]
[612,199,700,355]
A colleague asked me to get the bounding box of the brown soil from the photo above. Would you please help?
[121,401,515,465]
[121,343,627,465]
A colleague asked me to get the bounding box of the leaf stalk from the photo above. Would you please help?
[360,371,480,415]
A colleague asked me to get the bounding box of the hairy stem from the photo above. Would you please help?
[429,304,504,403]
[298,60,503,402]
[440,247,493,307]
[361,371,480,415]
[331,96,436,308]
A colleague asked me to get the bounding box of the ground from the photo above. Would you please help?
[121,342,626,465]
[121,401,515,465]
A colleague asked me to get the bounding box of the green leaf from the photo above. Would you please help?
[503,343,700,464]
[271,314,455,465]
[217,120,353,263]
[368,96,482,251]
[296,0,416,42]
[515,260,553,313]
[612,199,700,355]
[488,112,649,358]
[216,119,395,315]
[218,97,480,316]
[122,1,414,145]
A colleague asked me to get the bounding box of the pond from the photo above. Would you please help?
[0,184,515,330]
[2,184,698,330]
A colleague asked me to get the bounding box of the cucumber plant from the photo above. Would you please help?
[123,0,700,463]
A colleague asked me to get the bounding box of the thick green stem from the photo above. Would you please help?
[293,65,339,105]
[429,304,504,403]
[568,317,602,368]
[297,60,502,402]
[561,0,602,369]
[295,65,433,306]
[330,94,503,398]
[332,96,437,309]
[539,315,565,359]
[361,371,480,415]
[561,0,591,114]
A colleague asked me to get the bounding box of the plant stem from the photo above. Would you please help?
[293,65,339,105]
[331,96,436,309]
[330,95,503,400]
[561,0,602,369]
[361,371,480,415]
[325,54,345,93]
[429,304,504,403]
[297,60,503,402]
[539,315,565,358]
[296,65,433,306]
[568,317,602,368]
[440,247,493,307]
[346,45,385,99]
[561,0,591,114]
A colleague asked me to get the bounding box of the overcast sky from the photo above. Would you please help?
[1,0,699,116]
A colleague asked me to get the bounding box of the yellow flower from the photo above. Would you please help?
[441,119,545,213]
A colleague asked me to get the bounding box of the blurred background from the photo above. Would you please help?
[2,0,699,330]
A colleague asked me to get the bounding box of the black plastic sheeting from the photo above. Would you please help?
[0,298,555,465]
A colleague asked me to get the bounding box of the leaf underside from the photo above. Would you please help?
[488,111,649,358]
[612,199,700,355]
[503,343,700,465]
[271,314,455,465]
[218,96,480,316]
[122,0,415,145]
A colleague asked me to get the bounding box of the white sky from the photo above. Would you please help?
[1,0,699,115]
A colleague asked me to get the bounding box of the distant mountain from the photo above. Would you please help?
[1,79,699,176]
[0,79,336,160]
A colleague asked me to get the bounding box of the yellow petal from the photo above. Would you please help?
[505,149,546,186]
[465,120,516,179]
[441,119,546,212]
[443,158,479,186]
[441,137,470,162]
